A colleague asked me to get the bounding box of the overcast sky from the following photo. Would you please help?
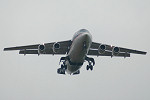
[0,0,150,100]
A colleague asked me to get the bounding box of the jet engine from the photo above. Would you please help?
[38,44,45,54]
[98,44,106,54]
[53,42,60,53]
[112,47,120,56]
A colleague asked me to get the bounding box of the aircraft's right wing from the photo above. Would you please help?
[88,42,147,57]
[4,40,72,55]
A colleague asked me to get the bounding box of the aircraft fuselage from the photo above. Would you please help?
[65,29,92,74]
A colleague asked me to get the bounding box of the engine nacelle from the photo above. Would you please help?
[98,44,106,54]
[112,47,120,56]
[53,42,60,53]
[38,44,46,54]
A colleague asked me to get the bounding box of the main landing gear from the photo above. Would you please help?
[57,68,65,74]
[85,56,95,71]
[57,57,68,75]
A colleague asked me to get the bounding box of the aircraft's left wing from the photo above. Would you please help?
[88,42,147,57]
[4,40,72,55]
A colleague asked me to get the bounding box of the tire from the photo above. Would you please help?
[86,65,89,70]
[57,68,61,74]
[57,68,65,74]
[90,65,93,70]
[64,65,67,69]
[61,68,65,74]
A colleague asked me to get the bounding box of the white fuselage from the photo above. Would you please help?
[65,29,92,74]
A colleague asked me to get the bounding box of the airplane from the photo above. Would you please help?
[4,29,147,75]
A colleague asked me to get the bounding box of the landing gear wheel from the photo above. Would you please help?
[61,69,65,74]
[86,65,93,71]
[89,65,93,71]
[57,68,65,74]
[86,65,89,70]
[57,68,61,74]
[64,65,67,69]
[61,64,67,69]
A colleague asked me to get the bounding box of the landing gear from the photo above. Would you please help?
[59,57,66,64]
[57,57,68,75]
[57,68,65,74]
[85,56,95,71]
[61,64,67,69]
[86,65,93,70]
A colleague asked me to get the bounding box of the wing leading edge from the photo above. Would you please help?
[88,42,146,57]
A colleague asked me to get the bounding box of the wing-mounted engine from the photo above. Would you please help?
[98,44,106,54]
[53,42,60,53]
[112,47,120,56]
[38,44,46,54]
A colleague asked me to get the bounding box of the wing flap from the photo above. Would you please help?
[88,50,130,57]
[19,50,38,54]
[19,49,67,55]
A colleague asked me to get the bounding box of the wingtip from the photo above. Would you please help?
[142,51,147,55]
[3,48,10,51]
[3,48,6,51]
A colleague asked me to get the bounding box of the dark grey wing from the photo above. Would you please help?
[88,42,146,57]
[4,40,72,55]
[4,44,39,51]
[43,40,72,55]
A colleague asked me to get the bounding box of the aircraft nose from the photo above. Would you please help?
[82,32,91,40]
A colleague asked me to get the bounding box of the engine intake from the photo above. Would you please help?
[98,44,106,54]
[53,42,60,53]
[38,44,45,54]
[113,47,120,56]
[54,42,60,49]
[39,45,45,51]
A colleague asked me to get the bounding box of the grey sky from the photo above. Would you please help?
[0,0,150,100]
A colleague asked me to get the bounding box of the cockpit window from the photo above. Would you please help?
[79,29,89,33]
[72,32,81,41]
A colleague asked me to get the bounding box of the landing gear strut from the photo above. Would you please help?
[85,56,95,71]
